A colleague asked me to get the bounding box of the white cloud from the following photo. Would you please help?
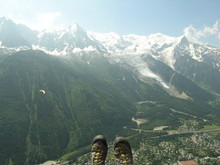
[183,25,199,42]
[197,21,220,38]
[184,20,220,46]
[31,12,62,30]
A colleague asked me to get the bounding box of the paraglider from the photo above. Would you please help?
[39,89,46,94]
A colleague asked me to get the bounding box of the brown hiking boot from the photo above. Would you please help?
[114,137,134,165]
[91,135,108,165]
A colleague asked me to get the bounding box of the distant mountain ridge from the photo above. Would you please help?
[1,17,220,95]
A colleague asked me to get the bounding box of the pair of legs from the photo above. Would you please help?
[91,135,134,165]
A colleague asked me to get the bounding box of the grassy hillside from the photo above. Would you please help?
[0,50,133,164]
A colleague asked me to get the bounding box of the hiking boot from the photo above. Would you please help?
[91,135,108,165]
[114,137,134,165]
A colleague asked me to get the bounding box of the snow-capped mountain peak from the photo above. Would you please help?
[68,24,81,33]
[1,17,220,95]
[37,24,83,38]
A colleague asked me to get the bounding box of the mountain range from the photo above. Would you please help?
[0,17,220,165]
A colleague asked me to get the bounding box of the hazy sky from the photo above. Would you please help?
[0,0,220,47]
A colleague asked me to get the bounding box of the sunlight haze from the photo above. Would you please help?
[0,0,220,47]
